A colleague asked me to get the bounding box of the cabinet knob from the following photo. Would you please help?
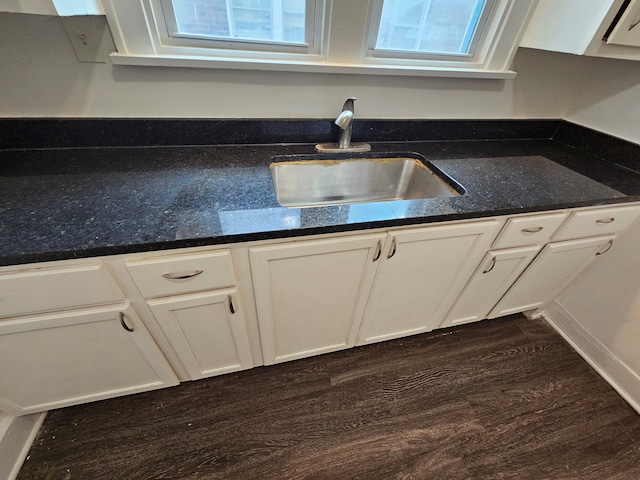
[373,240,382,262]
[482,257,497,274]
[387,237,397,259]
[119,312,135,332]
[161,270,204,280]
[521,226,544,234]
[228,296,236,314]
[596,240,614,256]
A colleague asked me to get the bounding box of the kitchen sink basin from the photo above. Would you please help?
[270,153,464,208]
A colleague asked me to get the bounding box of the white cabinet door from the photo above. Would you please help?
[489,235,616,318]
[440,245,541,328]
[357,220,502,345]
[250,234,386,365]
[148,289,253,380]
[0,304,178,416]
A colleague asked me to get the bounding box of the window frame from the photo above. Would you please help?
[102,0,537,79]
[367,0,497,61]
[158,0,320,54]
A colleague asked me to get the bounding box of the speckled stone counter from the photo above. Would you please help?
[1,121,640,267]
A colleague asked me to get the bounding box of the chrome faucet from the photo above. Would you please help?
[316,97,371,153]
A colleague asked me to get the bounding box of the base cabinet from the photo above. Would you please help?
[0,304,178,416]
[357,220,502,345]
[125,250,255,380]
[148,290,253,380]
[489,235,616,318]
[441,245,541,328]
[250,234,385,365]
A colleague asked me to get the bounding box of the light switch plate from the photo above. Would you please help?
[61,15,107,63]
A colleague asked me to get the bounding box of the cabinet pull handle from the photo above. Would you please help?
[596,240,614,256]
[483,257,496,274]
[119,312,134,332]
[596,218,615,225]
[387,237,397,259]
[228,296,235,314]
[521,226,544,233]
[162,270,204,280]
[629,17,640,31]
[373,240,382,262]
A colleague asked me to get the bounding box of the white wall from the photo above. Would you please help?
[0,12,590,119]
[564,54,640,144]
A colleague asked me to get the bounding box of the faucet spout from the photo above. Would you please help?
[335,109,354,148]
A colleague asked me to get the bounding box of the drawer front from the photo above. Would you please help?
[126,250,236,298]
[553,204,640,241]
[0,264,125,318]
[493,212,568,249]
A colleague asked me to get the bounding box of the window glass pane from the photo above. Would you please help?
[375,0,488,55]
[170,0,307,44]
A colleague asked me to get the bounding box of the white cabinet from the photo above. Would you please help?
[126,250,254,380]
[521,0,640,61]
[441,245,541,328]
[148,290,252,380]
[357,220,502,345]
[250,221,502,363]
[489,235,616,318]
[0,302,178,416]
[250,234,386,365]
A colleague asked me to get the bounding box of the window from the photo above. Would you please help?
[163,0,309,46]
[372,0,495,57]
[102,0,536,78]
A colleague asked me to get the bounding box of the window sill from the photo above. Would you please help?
[109,53,518,80]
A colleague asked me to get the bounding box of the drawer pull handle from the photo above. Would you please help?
[521,226,544,233]
[629,17,640,31]
[119,312,134,332]
[229,296,235,314]
[162,270,204,280]
[596,218,615,225]
[387,237,397,259]
[483,257,496,274]
[596,240,614,256]
[373,240,382,262]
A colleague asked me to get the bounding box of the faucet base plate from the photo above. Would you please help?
[315,143,372,153]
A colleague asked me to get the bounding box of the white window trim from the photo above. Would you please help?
[102,0,538,79]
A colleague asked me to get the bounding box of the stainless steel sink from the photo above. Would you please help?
[270,153,464,208]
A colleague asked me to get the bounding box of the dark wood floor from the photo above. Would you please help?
[17,315,640,479]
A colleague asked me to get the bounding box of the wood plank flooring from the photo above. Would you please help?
[17,315,640,479]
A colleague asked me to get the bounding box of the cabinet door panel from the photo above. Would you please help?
[441,245,541,327]
[0,304,178,416]
[250,234,385,365]
[148,290,253,380]
[358,220,501,345]
[489,235,616,318]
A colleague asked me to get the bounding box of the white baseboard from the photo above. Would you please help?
[543,302,640,415]
[0,412,46,480]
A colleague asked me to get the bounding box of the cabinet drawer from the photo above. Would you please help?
[0,264,125,318]
[552,204,640,241]
[126,250,236,298]
[493,212,568,249]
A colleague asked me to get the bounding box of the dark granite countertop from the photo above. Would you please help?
[2,121,640,268]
